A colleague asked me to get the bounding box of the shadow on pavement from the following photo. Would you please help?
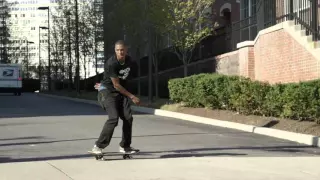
[148,145,320,155]
[0,133,216,147]
[1,144,319,164]
[0,136,45,141]
[0,152,248,164]
[0,93,146,119]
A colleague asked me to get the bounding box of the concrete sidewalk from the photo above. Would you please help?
[1,156,320,180]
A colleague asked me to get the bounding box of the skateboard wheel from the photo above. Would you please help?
[96,155,103,160]
[123,154,132,159]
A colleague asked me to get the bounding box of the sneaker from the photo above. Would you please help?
[91,145,103,154]
[119,146,140,154]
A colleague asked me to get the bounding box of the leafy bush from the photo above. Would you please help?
[168,73,320,124]
[168,73,207,107]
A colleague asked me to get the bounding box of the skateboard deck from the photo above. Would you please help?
[88,150,140,161]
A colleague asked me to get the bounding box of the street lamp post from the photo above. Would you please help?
[38,27,41,81]
[26,41,34,79]
[39,26,49,91]
[74,0,80,94]
[38,6,51,91]
[66,11,72,91]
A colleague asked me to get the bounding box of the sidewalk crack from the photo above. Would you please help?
[46,162,74,180]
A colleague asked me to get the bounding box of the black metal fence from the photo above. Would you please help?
[285,0,319,41]
[54,26,231,97]
[229,0,319,50]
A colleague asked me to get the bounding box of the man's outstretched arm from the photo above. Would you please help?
[111,77,140,104]
[111,77,133,98]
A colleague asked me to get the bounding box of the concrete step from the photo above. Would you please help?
[300,29,307,36]
[287,23,320,50]
[294,24,302,31]
[287,20,295,26]
[312,41,320,49]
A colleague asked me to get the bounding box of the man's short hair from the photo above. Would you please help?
[115,40,126,47]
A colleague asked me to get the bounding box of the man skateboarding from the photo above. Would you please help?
[91,40,140,155]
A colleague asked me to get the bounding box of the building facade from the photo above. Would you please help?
[7,0,58,79]
[231,0,320,49]
[217,0,320,84]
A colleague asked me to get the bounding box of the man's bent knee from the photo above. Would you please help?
[120,115,133,122]
[106,116,119,127]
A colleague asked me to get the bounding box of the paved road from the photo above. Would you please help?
[0,93,320,164]
[1,93,320,180]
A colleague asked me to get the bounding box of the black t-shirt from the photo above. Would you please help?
[101,55,134,93]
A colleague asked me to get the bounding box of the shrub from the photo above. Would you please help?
[262,83,286,117]
[194,74,233,109]
[168,73,207,107]
[229,79,270,115]
[281,81,320,120]
[168,73,320,123]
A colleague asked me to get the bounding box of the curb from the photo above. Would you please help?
[38,93,320,147]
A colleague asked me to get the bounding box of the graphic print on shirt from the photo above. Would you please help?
[119,67,130,80]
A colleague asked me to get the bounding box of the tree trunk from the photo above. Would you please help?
[154,55,159,99]
[83,56,87,90]
[183,64,188,77]
[183,54,188,77]
[136,47,141,96]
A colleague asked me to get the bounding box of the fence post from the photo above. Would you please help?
[256,0,264,31]
[289,0,294,20]
[311,0,319,41]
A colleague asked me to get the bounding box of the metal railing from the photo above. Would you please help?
[285,0,319,41]
[229,0,319,50]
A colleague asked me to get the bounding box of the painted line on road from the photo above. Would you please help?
[37,93,320,147]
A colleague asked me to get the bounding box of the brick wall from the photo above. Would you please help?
[215,50,240,75]
[254,29,319,84]
[238,46,255,79]
[214,22,319,84]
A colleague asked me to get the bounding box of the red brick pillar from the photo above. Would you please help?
[238,44,255,80]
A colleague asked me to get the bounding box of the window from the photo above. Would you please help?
[240,0,257,19]
[240,0,257,41]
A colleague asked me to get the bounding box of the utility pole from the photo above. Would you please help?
[61,25,64,81]
[47,7,51,91]
[39,27,41,82]
[94,30,98,78]
[66,0,72,91]
[75,0,80,94]
[146,0,153,104]
[68,15,72,91]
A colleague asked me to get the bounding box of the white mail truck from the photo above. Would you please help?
[0,63,23,96]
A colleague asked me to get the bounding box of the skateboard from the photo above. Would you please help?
[88,150,140,161]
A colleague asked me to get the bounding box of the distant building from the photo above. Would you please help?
[6,0,58,78]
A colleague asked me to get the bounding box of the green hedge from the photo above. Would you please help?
[168,73,320,124]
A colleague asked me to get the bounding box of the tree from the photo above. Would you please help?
[78,0,95,89]
[0,0,12,63]
[165,0,217,76]
[88,0,103,79]
[147,0,171,99]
